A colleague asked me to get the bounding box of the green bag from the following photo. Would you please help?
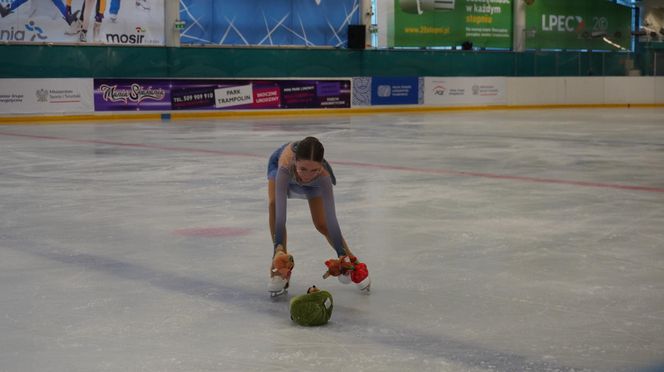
[289,289,333,326]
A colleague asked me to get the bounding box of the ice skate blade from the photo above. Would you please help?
[269,289,288,298]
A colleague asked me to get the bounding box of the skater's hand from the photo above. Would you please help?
[323,258,342,278]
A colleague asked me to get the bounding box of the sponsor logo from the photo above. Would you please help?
[377,85,392,97]
[432,85,446,96]
[214,85,253,108]
[99,84,166,104]
[25,20,47,41]
[0,20,47,41]
[105,26,146,44]
[541,14,585,33]
[36,89,48,102]
[472,85,479,95]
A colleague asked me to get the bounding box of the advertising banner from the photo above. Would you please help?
[371,77,420,105]
[94,79,351,111]
[352,77,372,106]
[0,0,164,45]
[524,0,631,50]
[179,0,360,47]
[391,0,512,48]
[424,77,507,106]
[0,78,93,114]
[94,79,171,111]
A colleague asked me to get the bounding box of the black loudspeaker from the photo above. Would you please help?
[348,25,366,50]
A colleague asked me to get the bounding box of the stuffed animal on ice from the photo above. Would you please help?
[289,286,333,326]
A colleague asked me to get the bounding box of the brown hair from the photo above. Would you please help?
[295,136,324,162]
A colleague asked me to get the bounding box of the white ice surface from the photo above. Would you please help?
[1,109,663,372]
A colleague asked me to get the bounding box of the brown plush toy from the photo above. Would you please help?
[323,255,356,278]
[272,248,294,279]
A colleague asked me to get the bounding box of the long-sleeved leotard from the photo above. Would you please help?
[268,142,345,257]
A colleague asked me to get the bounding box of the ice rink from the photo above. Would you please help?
[1,108,663,372]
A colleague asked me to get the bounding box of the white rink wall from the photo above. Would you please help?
[507,76,664,106]
[0,77,663,117]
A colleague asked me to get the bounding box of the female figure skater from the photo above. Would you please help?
[267,136,370,296]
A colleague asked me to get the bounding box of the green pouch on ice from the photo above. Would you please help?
[289,286,333,326]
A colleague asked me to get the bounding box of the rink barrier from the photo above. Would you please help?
[1,76,663,123]
[0,45,650,78]
[2,103,664,125]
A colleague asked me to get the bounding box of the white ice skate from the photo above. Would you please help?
[65,19,82,36]
[356,274,371,293]
[324,255,371,293]
[339,270,371,292]
[268,275,289,298]
[268,248,294,298]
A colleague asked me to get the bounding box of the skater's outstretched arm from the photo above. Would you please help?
[318,176,347,257]
[272,166,290,251]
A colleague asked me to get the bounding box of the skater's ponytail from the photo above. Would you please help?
[295,137,324,163]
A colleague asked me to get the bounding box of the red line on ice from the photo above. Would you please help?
[174,227,251,237]
[2,131,663,194]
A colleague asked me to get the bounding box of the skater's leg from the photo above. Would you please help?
[63,0,82,34]
[81,0,94,30]
[268,179,286,251]
[92,0,104,41]
[109,0,118,20]
[95,0,105,18]
[73,0,92,41]
[109,0,119,14]
[308,196,351,256]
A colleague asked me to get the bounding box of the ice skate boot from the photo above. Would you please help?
[65,19,82,35]
[268,246,294,298]
[323,255,371,293]
[351,261,371,292]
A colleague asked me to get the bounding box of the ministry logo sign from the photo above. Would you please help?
[35,89,48,102]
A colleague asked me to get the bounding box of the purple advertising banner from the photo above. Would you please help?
[94,79,351,111]
[94,79,171,111]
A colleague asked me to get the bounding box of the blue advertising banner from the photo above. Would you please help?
[370,77,420,105]
[178,0,360,47]
[93,79,351,111]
